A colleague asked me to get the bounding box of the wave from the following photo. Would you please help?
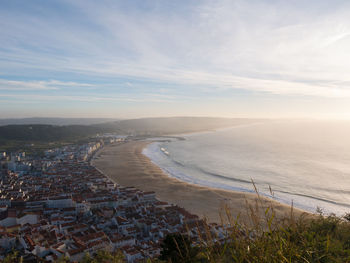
[197,167,253,185]
[143,144,256,193]
[169,154,276,187]
[275,189,350,210]
[198,165,350,211]
[169,155,257,187]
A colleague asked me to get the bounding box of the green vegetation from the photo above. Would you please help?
[157,183,350,262]
[159,234,199,263]
[2,250,23,263]
[80,250,125,263]
[156,184,350,263]
[0,125,103,155]
[0,140,69,156]
[157,211,350,263]
[0,124,102,142]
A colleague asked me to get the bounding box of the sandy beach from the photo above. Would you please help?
[92,141,308,224]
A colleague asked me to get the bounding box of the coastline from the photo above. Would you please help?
[92,141,308,224]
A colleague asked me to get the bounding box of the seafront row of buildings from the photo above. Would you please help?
[0,137,225,262]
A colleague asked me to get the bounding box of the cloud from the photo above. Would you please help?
[0,93,176,103]
[0,79,58,91]
[1,0,350,100]
[0,79,94,91]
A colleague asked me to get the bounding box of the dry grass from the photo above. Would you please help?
[158,183,350,263]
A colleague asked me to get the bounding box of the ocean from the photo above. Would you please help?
[142,120,350,215]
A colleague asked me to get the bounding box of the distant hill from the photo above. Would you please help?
[0,124,103,142]
[0,117,263,143]
[0,117,118,126]
[99,117,260,135]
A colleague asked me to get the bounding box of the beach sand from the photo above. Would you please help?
[92,141,308,224]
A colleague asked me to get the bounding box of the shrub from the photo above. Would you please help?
[158,206,350,262]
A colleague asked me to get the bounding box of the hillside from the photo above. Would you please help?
[98,117,259,135]
[0,117,262,153]
[0,117,118,126]
[0,117,260,142]
[0,124,102,142]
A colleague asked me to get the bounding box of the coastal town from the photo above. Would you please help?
[0,136,224,262]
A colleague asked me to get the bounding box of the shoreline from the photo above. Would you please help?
[92,140,309,224]
[143,140,316,214]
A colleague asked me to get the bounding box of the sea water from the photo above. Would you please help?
[142,120,350,215]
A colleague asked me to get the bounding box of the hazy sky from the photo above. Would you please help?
[1,0,350,119]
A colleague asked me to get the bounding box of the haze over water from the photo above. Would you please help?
[143,120,350,215]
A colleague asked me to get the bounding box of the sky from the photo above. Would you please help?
[1,0,350,119]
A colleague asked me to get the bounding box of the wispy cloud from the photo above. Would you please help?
[0,79,94,91]
[0,79,58,91]
[0,93,177,103]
